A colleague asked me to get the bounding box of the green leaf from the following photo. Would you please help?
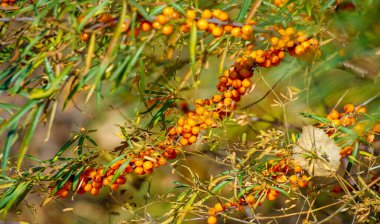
[237,0,252,22]
[52,135,79,162]
[1,124,18,175]
[16,104,44,170]
[110,156,133,184]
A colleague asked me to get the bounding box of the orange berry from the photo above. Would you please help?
[241,78,252,88]
[80,33,89,41]
[212,94,222,103]
[214,203,224,212]
[90,187,99,195]
[356,106,366,114]
[270,36,279,46]
[84,183,92,192]
[178,117,187,126]
[294,165,303,173]
[183,124,192,133]
[162,24,173,35]
[163,7,174,16]
[143,161,154,170]
[110,183,119,190]
[223,25,233,32]
[158,157,167,166]
[196,107,206,115]
[289,175,298,184]
[186,10,196,19]
[134,159,144,167]
[134,166,144,174]
[343,104,355,113]
[191,126,200,135]
[231,27,242,37]
[373,123,380,133]
[242,25,253,35]
[152,21,162,29]
[180,138,189,146]
[294,45,305,55]
[285,27,296,35]
[171,11,181,19]
[156,14,168,25]
[218,12,229,21]
[329,109,340,120]
[246,194,255,204]
[140,22,151,32]
[197,19,209,30]
[208,208,216,216]
[188,135,197,144]
[207,216,217,224]
[57,189,69,198]
[202,9,212,19]
[266,192,277,201]
[211,26,223,37]
[98,14,113,23]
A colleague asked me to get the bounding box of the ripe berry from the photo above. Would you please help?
[211,26,223,37]
[231,27,242,37]
[214,203,224,212]
[197,19,209,30]
[163,7,174,16]
[242,25,253,35]
[162,24,173,35]
[207,216,217,224]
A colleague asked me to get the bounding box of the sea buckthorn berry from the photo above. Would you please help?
[224,25,233,32]
[294,165,302,173]
[231,27,242,37]
[202,9,212,19]
[270,36,279,46]
[134,166,144,174]
[212,94,222,103]
[110,183,119,190]
[294,45,305,55]
[301,41,310,49]
[212,9,222,18]
[156,15,169,25]
[356,106,366,114]
[208,208,216,216]
[211,26,223,37]
[289,175,298,184]
[84,183,92,192]
[80,33,89,41]
[207,216,217,224]
[285,27,296,35]
[183,124,192,133]
[214,203,224,212]
[266,192,277,201]
[197,19,209,30]
[188,135,197,144]
[373,123,380,133]
[171,11,181,19]
[90,187,100,195]
[143,161,154,170]
[152,21,162,29]
[140,22,151,32]
[343,104,355,113]
[162,24,173,35]
[246,194,255,204]
[241,78,252,88]
[186,9,196,19]
[242,25,253,35]
[163,7,174,16]
[191,126,200,135]
[134,159,144,167]
[329,109,340,120]
[180,138,189,146]
[218,12,229,21]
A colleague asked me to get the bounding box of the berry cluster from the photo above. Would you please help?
[80,7,256,41]
[55,147,172,198]
[0,0,16,7]
[151,7,255,39]
[206,159,310,223]
[326,104,366,127]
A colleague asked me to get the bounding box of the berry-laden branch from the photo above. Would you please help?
[48,5,321,219]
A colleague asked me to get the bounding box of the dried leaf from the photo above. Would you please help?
[292,126,341,176]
